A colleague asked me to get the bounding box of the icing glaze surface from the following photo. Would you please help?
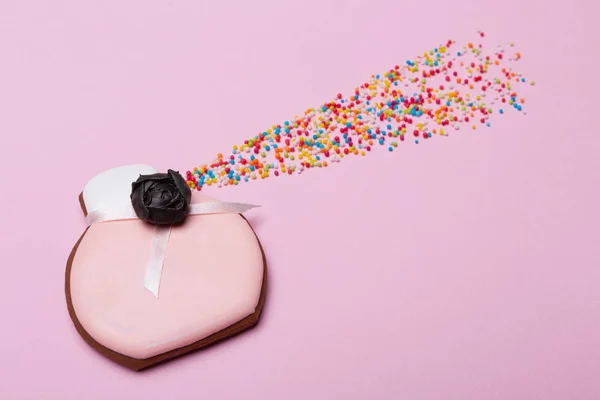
[71,166,264,359]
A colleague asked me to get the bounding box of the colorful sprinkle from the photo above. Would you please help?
[186,33,532,190]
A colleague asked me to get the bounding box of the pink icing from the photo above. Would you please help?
[69,193,264,359]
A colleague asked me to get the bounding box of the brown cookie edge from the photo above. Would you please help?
[65,193,267,371]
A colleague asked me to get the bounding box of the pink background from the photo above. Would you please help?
[1,0,599,399]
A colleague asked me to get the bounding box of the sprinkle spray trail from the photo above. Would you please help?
[186,33,533,190]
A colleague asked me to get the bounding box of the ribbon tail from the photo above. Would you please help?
[188,202,260,215]
[144,226,172,298]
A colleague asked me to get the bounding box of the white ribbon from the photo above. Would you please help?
[86,202,259,298]
[143,226,171,298]
[86,202,259,226]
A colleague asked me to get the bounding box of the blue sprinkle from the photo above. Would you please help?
[316,156,320,160]
[265,145,270,151]
[229,160,234,165]
[346,122,352,127]
[415,140,419,144]
[235,175,240,180]
[457,52,462,56]
[388,147,393,152]
[387,124,392,129]
[284,121,289,126]
[499,109,504,114]
[427,132,432,138]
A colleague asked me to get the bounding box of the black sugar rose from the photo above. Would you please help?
[130,169,192,225]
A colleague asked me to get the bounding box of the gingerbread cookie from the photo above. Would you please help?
[65,165,266,370]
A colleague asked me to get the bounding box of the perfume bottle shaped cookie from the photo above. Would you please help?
[65,165,266,370]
